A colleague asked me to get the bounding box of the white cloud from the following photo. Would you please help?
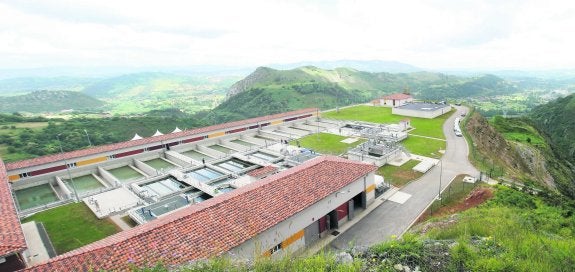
[1,0,575,70]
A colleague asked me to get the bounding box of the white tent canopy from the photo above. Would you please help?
[172,127,182,133]
[131,133,143,141]
[152,130,164,137]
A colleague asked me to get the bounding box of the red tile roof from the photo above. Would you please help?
[25,156,376,271]
[382,93,412,100]
[246,165,278,178]
[6,108,317,171]
[0,160,27,257]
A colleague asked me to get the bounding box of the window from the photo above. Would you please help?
[269,243,282,255]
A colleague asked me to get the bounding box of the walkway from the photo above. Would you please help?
[329,106,478,250]
[407,134,446,141]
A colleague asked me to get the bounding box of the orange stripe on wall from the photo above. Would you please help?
[208,131,225,138]
[281,229,304,249]
[366,184,376,193]
[8,174,19,182]
[271,120,283,125]
[76,156,107,166]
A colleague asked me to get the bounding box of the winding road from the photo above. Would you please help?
[329,106,479,249]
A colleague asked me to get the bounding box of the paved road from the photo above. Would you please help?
[330,106,478,249]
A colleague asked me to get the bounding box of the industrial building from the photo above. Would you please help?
[392,103,451,119]
[0,108,383,271]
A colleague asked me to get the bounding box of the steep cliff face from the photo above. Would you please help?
[225,67,276,99]
[466,112,534,179]
[466,110,575,197]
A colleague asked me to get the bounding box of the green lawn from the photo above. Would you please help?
[402,136,446,157]
[22,202,120,254]
[323,105,453,139]
[290,133,366,155]
[378,160,424,187]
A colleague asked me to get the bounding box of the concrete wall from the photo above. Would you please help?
[228,172,375,259]
[376,98,413,107]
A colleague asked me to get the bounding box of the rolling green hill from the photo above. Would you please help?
[0,90,104,113]
[82,72,240,114]
[214,66,519,122]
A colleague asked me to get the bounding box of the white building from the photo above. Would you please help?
[392,103,451,119]
[372,93,413,107]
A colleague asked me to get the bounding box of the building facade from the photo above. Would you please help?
[372,93,413,107]
[22,156,377,271]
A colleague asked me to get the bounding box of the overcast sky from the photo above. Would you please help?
[1,0,574,70]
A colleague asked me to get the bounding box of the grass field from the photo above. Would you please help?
[290,133,366,155]
[0,122,49,135]
[402,136,446,157]
[323,105,453,139]
[377,160,424,187]
[22,202,120,254]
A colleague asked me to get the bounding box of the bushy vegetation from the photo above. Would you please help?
[22,202,120,254]
[0,90,104,113]
[0,113,207,162]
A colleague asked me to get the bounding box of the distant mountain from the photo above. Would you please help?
[0,90,105,113]
[226,66,518,101]
[270,60,422,73]
[215,66,518,122]
[0,77,98,95]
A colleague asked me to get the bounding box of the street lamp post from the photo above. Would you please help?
[83,129,92,146]
[432,153,443,203]
[57,134,79,202]
[438,159,443,203]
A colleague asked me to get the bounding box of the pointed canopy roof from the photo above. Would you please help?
[152,130,164,137]
[131,134,143,141]
[172,127,182,133]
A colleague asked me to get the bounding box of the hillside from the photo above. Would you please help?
[530,94,575,164]
[216,66,519,122]
[465,106,575,198]
[0,90,104,113]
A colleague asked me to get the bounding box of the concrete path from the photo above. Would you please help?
[329,106,479,250]
[407,134,447,141]
[110,214,135,231]
[21,222,53,266]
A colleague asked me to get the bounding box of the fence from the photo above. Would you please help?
[426,177,478,217]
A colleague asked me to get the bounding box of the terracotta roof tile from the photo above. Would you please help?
[246,165,278,177]
[0,160,27,257]
[6,108,317,171]
[25,156,376,271]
